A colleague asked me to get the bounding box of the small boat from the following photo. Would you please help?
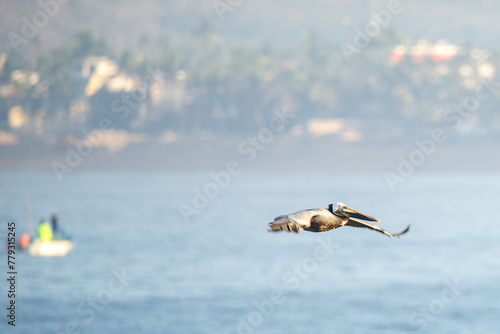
[19,198,73,257]
[27,238,73,257]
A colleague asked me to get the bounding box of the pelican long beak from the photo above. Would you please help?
[341,205,380,222]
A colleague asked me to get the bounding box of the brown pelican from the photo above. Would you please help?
[268,202,410,237]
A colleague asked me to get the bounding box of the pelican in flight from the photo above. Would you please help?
[268,202,410,237]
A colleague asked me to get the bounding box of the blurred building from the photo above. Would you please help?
[390,39,459,63]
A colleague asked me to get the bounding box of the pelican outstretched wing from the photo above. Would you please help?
[268,215,307,233]
[268,209,328,233]
[346,217,410,237]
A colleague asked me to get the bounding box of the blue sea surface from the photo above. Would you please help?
[0,171,499,333]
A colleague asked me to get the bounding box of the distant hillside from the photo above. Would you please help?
[1,0,500,53]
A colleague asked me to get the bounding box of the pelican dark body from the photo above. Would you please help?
[268,202,410,237]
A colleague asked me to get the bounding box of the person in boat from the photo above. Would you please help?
[51,214,59,233]
[51,214,62,239]
[49,214,72,240]
[37,219,53,241]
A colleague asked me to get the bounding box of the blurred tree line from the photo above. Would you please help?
[1,22,500,141]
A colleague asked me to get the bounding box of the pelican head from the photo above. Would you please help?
[330,202,380,222]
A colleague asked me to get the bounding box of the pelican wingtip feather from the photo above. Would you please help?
[392,224,411,237]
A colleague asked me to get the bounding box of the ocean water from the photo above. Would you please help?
[0,171,499,333]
